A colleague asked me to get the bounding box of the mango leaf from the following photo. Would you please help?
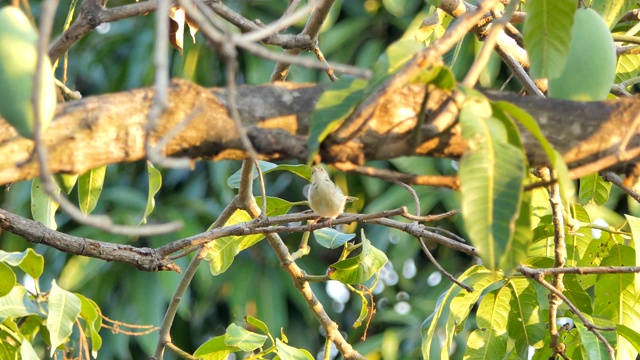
[494,101,575,203]
[618,324,640,354]
[313,228,355,249]
[506,278,545,358]
[615,54,640,83]
[353,289,370,329]
[410,65,456,90]
[194,335,236,360]
[523,0,576,80]
[329,230,388,284]
[464,286,511,359]
[0,248,44,279]
[31,177,60,230]
[440,268,501,359]
[227,161,311,188]
[0,263,15,297]
[625,214,640,273]
[54,174,78,195]
[20,341,38,360]
[593,244,640,359]
[139,161,162,225]
[78,165,106,215]
[591,0,637,28]
[368,39,425,92]
[579,173,611,206]
[566,204,592,267]
[224,323,267,352]
[307,77,368,162]
[47,280,81,356]
[204,197,292,275]
[0,286,41,323]
[575,315,611,359]
[501,191,532,276]
[275,338,314,360]
[77,293,103,357]
[459,91,525,272]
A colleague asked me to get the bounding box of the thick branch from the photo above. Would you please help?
[1,79,639,186]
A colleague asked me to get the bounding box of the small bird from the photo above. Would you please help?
[308,166,348,222]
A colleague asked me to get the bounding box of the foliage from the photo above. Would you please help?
[1,1,640,359]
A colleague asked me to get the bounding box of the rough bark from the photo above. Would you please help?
[1,78,639,186]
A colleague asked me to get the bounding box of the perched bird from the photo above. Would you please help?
[308,166,349,222]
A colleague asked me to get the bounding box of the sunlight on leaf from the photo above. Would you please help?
[328,230,388,284]
[47,280,81,356]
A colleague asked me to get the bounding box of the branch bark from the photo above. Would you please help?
[1,79,639,186]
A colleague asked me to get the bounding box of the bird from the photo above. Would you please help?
[308,166,353,224]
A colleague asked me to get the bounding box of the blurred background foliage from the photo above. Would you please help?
[0,0,635,359]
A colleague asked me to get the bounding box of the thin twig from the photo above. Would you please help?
[540,168,567,357]
[32,0,181,237]
[568,147,640,180]
[519,266,616,358]
[601,171,640,203]
[146,0,193,169]
[333,162,460,189]
[238,0,318,44]
[271,0,337,81]
[342,0,503,142]
[462,0,518,88]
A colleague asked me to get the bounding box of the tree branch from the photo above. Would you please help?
[2,80,640,187]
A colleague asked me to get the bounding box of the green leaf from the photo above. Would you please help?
[625,214,640,268]
[566,204,592,267]
[227,161,311,188]
[579,173,611,206]
[353,290,370,328]
[410,65,456,90]
[47,280,81,356]
[494,101,575,203]
[615,54,640,83]
[591,0,637,28]
[0,286,41,323]
[0,263,15,297]
[275,338,314,360]
[368,39,425,93]
[193,335,236,360]
[563,275,593,314]
[506,278,545,358]
[20,340,39,360]
[307,77,368,162]
[523,0,577,80]
[54,174,78,195]
[77,293,103,357]
[139,161,162,225]
[30,177,60,230]
[575,316,610,359]
[328,229,388,284]
[78,165,106,215]
[593,244,640,359]
[502,192,532,275]
[459,91,526,272]
[618,324,640,354]
[0,249,44,279]
[0,6,57,139]
[463,287,511,359]
[224,323,267,352]
[204,197,292,275]
[313,228,355,249]
[245,315,270,336]
[422,266,494,359]
[440,269,502,359]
